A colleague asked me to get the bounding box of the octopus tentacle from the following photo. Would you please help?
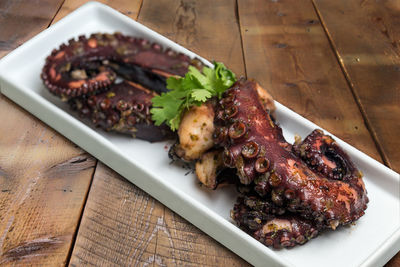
[42,32,206,141]
[214,78,368,230]
[293,129,361,181]
[232,192,320,249]
[69,81,173,141]
[41,32,203,100]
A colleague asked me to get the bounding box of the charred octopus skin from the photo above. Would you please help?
[232,189,320,249]
[170,84,276,163]
[69,81,173,141]
[41,32,203,100]
[293,129,362,182]
[214,79,368,235]
[41,33,204,141]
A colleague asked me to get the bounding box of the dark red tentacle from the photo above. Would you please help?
[41,32,204,99]
[293,129,361,181]
[41,32,205,141]
[214,79,368,235]
[232,191,320,249]
[69,81,173,141]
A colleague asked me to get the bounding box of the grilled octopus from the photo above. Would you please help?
[173,78,368,249]
[42,34,368,248]
[41,32,203,141]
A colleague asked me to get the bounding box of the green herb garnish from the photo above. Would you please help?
[151,61,236,131]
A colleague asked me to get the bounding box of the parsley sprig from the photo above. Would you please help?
[151,62,236,131]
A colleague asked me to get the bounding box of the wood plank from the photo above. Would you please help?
[237,0,381,161]
[52,0,143,23]
[0,96,96,265]
[312,0,400,265]
[158,208,246,266]
[0,1,99,266]
[238,0,399,265]
[69,163,163,266]
[137,0,245,76]
[0,0,64,58]
[1,0,145,265]
[312,0,400,172]
[69,0,248,265]
[69,163,247,266]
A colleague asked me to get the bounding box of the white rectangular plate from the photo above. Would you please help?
[0,2,399,266]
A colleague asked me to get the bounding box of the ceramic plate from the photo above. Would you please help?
[0,2,399,266]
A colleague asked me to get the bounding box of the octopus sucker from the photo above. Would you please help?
[68,81,173,141]
[172,77,368,248]
[293,129,361,183]
[41,32,204,141]
[213,78,368,246]
[232,191,320,249]
[42,33,203,99]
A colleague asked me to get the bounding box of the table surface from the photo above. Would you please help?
[0,0,399,266]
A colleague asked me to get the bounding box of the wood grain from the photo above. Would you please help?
[52,0,143,23]
[0,1,99,266]
[237,0,381,161]
[69,0,249,265]
[312,0,400,264]
[238,0,399,265]
[137,0,245,76]
[312,0,400,173]
[0,96,95,266]
[0,0,64,58]
[69,163,247,266]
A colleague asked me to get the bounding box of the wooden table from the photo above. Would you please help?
[0,0,399,266]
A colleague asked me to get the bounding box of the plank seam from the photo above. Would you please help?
[136,0,144,21]
[235,0,248,78]
[64,159,98,266]
[310,0,390,168]
[46,0,66,28]
[44,2,100,266]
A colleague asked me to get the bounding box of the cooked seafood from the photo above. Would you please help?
[172,78,368,248]
[41,32,203,141]
[41,34,368,249]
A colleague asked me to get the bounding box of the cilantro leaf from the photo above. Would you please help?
[188,66,209,87]
[191,89,212,102]
[150,61,237,131]
[151,93,184,130]
[166,76,182,91]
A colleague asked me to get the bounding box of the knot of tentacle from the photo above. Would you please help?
[232,192,320,249]
[293,129,359,181]
[41,32,204,100]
